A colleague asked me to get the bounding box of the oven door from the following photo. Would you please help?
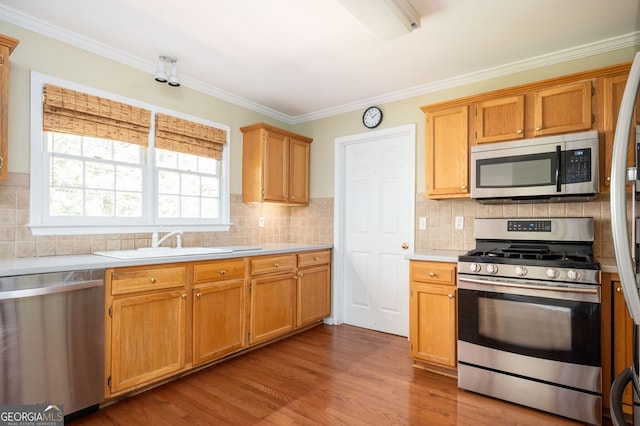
[458,275,601,368]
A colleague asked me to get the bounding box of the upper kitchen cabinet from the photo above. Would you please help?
[474,95,525,143]
[0,34,19,181]
[532,80,593,136]
[602,70,639,191]
[423,105,469,199]
[241,123,313,205]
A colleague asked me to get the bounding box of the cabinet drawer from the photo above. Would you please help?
[193,258,245,284]
[250,254,296,275]
[298,250,331,268]
[410,261,456,285]
[111,265,186,295]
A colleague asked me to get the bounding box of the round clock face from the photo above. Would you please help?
[363,106,383,128]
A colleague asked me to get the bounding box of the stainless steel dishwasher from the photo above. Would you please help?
[0,269,104,418]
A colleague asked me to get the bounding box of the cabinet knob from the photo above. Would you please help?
[220,269,226,275]
[428,272,435,277]
[196,292,202,298]
[516,129,523,134]
[535,126,542,131]
[448,293,454,298]
[617,286,623,293]
[273,262,279,268]
[314,256,319,261]
[461,185,467,190]
[298,273,304,278]
[150,277,157,283]
[182,293,187,299]
[291,195,295,200]
[607,176,611,182]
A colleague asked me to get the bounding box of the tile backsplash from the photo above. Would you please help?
[414,193,619,259]
[0,173,622,260]
[0,173,334,258]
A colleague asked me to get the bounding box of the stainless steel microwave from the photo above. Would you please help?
[471,130,599,204]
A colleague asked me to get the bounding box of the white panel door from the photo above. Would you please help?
[339,125,414,336]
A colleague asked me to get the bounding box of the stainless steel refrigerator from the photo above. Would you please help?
[610,49,640,425]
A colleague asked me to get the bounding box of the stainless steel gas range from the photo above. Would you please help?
[457,217,602,425]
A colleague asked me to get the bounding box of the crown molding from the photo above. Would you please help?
[1,4,637,126]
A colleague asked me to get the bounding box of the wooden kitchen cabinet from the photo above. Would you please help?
[409,260,457,377]
[602,272,634,420]
[0,35,18,181]
[601,71,639,191]
[248,254,297,344]
[533,80,593,136]
[106,263,189,396]
[474,95,525,143]
[423,105,469,199]
[240,122,312,205]
[296,250,331,327]
[192,258,246,366]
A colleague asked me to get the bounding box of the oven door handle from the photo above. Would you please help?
[458,276,599,295]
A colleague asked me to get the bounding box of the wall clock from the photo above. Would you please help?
[362,106,383,129]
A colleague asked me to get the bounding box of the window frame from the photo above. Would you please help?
[29,71,231,235]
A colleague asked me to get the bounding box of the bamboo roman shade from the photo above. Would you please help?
[43,84,151,146]
[155,113,226,160]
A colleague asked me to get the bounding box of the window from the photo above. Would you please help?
[29,72,231,235]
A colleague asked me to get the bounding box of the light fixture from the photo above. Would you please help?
[337,0,421,41]
[154,56,168,83]
[154,55,180,87]
[167,59,180,87]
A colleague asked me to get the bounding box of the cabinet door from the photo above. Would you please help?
[410,282,456,368]
[263,131,289,202]
[110,289,187,394]
[297,264,331,327]
[602,73,637,191]
[249,272,296,345]
[0,42,9,181]
[425,105,469,198]
[288,137,310,204]
[533,81,593,136]
[474,95,525,143]
[613,279,634,413]
[193,279,245,365]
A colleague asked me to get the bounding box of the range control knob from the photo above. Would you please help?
[469,263,481,273]
[515,266,527,277]
[567,270,581,281]
[486,264,498,274]
[546,268,559,279]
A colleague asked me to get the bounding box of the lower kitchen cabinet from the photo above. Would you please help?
[249,254,297,345]
[192,258,247,366]
[106,263,189,396]
[602,272,634,420]
[297,250,331,327]
[409,260,457,377]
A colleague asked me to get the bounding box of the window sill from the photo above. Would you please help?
[28,223,233,236]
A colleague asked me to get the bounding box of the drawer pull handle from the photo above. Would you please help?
[273,262,279,268]
[428,272,435,277]
[182,293,187,299]
[220,269,226,275]
[150,277,157,283]
[196,292,202,298]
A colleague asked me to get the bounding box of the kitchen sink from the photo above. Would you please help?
[93,247,233,259]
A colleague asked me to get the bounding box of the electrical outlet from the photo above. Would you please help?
[418,217,427,230]
[259,217,265,228]
[455,216,464,230]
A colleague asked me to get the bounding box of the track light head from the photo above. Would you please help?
[167,60,180,87]
[154,56,168,83]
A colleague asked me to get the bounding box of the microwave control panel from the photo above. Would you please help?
[563,148,591,183]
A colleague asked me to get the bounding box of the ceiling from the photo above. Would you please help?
[0,0,638,123]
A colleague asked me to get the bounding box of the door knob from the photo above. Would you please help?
[402,243,409,249]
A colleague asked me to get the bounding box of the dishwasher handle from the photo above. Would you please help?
[0,279,104,300]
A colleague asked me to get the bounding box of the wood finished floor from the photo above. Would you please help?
[74,324,603,425]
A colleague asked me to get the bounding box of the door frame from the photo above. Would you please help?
[329,124,416,326]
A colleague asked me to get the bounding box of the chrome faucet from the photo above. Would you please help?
[151,229,183,248]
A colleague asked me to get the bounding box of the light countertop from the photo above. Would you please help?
[0,243,333,277]
[405,250,465,263]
